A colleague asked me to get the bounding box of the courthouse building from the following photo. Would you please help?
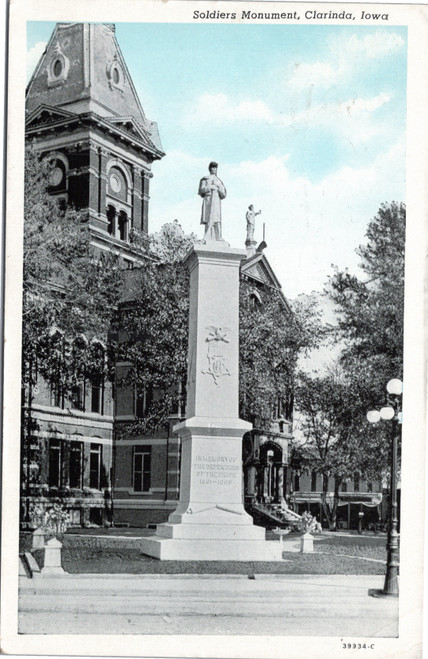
[23,22,294,528]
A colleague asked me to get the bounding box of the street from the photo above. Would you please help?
[19,573,398,636]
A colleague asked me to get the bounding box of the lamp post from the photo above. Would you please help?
[366,378,402,598]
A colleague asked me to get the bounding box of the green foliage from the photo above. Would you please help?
[327,201,405,394]
[327,202,405,470]
[239,280,322,429]
[295,366,386,530]
[149,220,198,263]
[294,202,405,528]
[23,146,123,391]
[116,223,192,435]
[295,366,386,482]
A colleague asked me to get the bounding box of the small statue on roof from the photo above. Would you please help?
[246,204,261,242]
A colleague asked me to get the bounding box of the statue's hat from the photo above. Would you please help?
[209,161,218,169]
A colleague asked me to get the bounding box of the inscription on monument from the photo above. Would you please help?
[193,455,240,486]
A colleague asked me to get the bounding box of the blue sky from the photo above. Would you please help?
[27,22,407,297]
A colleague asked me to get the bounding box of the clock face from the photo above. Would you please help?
[109,172,122,194]
[49,166,63,187]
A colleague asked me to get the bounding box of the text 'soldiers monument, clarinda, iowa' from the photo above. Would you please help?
[140,164,281,560]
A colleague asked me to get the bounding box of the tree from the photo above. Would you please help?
[22,147,123,514]
[23,147,123,388]
[114,222,194,436]
[327,202,405,396]
[149,219,197,263]
[293,202,405,529]
[295,366,387,530]
[239,281,323,430]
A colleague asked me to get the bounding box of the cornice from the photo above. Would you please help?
[26,110,165,160]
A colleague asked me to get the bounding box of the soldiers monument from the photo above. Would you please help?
[140,164,281,560]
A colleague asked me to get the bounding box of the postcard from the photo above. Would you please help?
[1,1,426,658]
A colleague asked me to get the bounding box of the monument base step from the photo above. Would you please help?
[156,522,266,540]
[140,535,283,561]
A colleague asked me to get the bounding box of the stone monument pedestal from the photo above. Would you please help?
[141,417,281,560]
[140,241,282,561]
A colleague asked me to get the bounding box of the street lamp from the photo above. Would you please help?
[366,378,402,598]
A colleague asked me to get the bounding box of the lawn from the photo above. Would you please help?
[24,529,388,576]
[314,534,388,562]
[31,546,385,575]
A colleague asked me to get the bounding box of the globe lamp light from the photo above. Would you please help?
[386,379,403,396]
[367,410,381,424]
[380,406,395,421]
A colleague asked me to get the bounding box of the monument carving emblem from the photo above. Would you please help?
[202,326,231,384]
[198,161,227,241]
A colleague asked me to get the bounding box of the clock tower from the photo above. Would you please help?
[26,22,165,262]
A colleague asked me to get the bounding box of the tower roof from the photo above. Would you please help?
[26,22,163,153]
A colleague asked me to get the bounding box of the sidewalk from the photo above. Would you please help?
[19,573,398,637]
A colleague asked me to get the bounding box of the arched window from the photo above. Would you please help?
[69,440,83,489]
[250,291,262,308]
[311,471,317,492]
[106,205,116,236]
[44,153,68,202]
[107,166,127,202]
[48,328,66,408]
[118,210,128,242]
[70,335,88,411]
[48,159,67,191]
[48,438,63,488]
[293,473,300,491]
[89,443,102,489]
[89,341,106,415]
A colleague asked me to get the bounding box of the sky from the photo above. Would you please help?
[27,22,407,298]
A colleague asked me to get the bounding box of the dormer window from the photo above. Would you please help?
[47,43,70,87]
[53,59,63,77]
[107,57,124,91]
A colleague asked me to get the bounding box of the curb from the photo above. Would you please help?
[19,572,384,581]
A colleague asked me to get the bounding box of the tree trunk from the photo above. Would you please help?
[329,476,342,532]
[321,473,333,529]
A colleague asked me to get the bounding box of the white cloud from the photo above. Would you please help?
[27,41,47,82]
[149,137,405,298]
[186,93,275,126]
[338,93,391,117]
[274,93,393,145]
[289,61,343,91]
[184,91,391,146]
[329,31,405,61]
[279,31,404,96]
